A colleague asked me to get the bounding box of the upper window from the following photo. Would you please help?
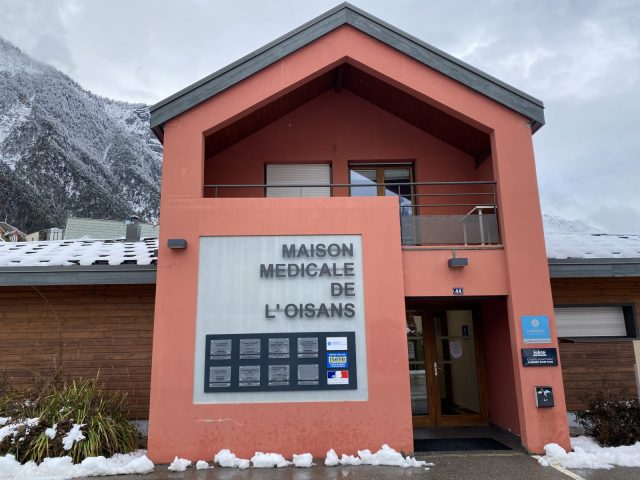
[266,163,330,197]
[349,164,414,215]
[554,306,637,338]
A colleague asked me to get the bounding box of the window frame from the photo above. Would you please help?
[348,162,415,199]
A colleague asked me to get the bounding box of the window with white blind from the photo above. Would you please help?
[554,306,635,338]
[266,163,331,197]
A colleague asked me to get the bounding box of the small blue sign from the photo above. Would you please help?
[327,352,348,369]
[461,325,469,337]
[453,287,464,295]
[521,316,551,344]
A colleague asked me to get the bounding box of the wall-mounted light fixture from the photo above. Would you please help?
[448,249,468,268]
[167,239,188,249]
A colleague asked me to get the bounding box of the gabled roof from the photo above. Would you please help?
[150,2,545,141]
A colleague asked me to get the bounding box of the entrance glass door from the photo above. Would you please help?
[406,311,432,425]
[407,308,487,427]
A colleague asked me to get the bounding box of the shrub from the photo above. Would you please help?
[0,374,139,464]
[575,393,640,447]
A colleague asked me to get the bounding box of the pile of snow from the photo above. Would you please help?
[326,444,432,469]
[539,436,640,469]
[250,452,290,468]
[44,424,57,440]
[62,424,85,451]
[0,417,39,442]
[167,456,191,472]
[292,453,313,468]
[325,449,340,466]
[213,449,250,469]
[195,460,209,470]
[0,451,154,479]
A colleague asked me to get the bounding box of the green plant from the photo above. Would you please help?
[0,375,139,464]
[575,392,640,447]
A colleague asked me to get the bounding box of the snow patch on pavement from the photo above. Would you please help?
[326,444,432,468]
[213,449,250,469]
[0,451,154,479]
[167,456,191,472]
[195,460,209,469]
[539,436,640,469]
[250,452,290,468]
[292,453,313,468]
[325,449,340,466]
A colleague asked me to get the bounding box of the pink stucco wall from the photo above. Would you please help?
[149,23,570,458]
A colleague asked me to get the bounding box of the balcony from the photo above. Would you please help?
[203,181,500,247]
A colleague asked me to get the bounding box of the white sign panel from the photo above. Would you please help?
[194,235,368,403]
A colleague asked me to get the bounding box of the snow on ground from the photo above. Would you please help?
[539,436,640,469]
[0,418,39,442]
[326,445,432,468]
[292,453,313,468]
[340,454,362,465]
[195,460,209,469]
[0,451,154,479]
[325,449,340,466]
[250,452,290,468]
[62,424,85,451]
[357,444,432,468]
[167,457,191,472]
[44,424,57,440]
[213,449,250,469]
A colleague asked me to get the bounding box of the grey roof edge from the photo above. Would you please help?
[548,258,640,278]
[0,265,157,286]
[149,2,545,137]
[1,258,638,285]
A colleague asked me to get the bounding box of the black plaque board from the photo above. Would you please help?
[204,332,357,393]
[521,348,558,367]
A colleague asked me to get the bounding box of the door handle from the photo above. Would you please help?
[434,362,438,377]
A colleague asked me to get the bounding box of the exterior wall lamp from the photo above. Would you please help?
[448,249,468,268]
[168,239,188,249]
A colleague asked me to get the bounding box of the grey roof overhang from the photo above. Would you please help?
[1,259,639,286]
[149,2,545,142]
[548,258,640,278]
[0,265,157,286]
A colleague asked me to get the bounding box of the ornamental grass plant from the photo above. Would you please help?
[0,372,138,464]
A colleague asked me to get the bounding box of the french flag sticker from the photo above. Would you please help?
[327,370,349,385]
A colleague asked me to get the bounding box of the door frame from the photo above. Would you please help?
[409,303,489,428]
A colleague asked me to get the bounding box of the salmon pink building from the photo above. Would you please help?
[146,3,570,460]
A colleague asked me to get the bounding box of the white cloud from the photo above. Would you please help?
[0,0,638,232]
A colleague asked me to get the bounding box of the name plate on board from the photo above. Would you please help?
[521,348,558,367]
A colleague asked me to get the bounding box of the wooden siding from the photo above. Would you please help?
[551,277,640,411]
[0,285,154,419]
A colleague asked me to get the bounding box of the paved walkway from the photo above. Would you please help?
[87,452,578,480]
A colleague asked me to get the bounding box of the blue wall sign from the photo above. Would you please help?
[327,352,348,369]
[453,287,464,295]
[521,316,551,344]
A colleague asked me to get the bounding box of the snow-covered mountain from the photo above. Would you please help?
[542,214,602,233]
[0,38,162,234]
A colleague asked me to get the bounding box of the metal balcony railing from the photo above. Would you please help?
[203,181,500,246]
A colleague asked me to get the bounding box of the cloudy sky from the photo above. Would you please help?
[1,0,639,232]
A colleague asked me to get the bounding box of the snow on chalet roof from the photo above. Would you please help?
[545,232,640,260]
[0,238,157,267]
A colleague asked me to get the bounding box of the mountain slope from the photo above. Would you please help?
[0,38,162,233]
